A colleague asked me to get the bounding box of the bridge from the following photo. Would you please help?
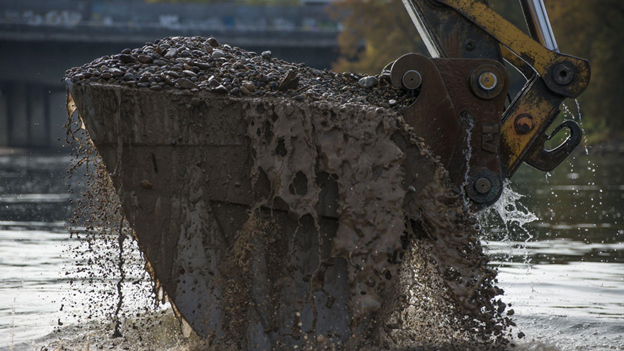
[0,0,342,148]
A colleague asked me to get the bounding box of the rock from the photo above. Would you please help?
[176,78,197,89]
[140,180,153,189]
[164,48,178,59]
[242,81,256,92]
[278,70,299,91]
[206,37,219,47]
[208,76,220,87]
[195,62,210,70]
[165,71,180,79]
[230,87,241,97]
[121,48,131,54]
[213,85,228,94]
[137,55,153,64]
[66,36,417,109]
[119,54,137,64]
[191,97,201,106]
[110,68,124,77]
[358,76,378,89]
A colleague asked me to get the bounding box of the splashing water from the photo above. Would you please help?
[563,98,589,155]
[477,181,539,265]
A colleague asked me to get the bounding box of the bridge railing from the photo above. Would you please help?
[0,0,342,41]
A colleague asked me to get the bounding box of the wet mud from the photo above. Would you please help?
[65,36,514,350]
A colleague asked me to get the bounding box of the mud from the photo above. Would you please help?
[65,36,514,350]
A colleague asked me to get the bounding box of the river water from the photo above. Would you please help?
[0,149,622,350]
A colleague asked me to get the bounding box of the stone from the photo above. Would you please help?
[119,54,137,64]
[230,87,241,97]
[358,76,378,89]
[164,48,178,59]
[213,85,228,94]
[65,36,419,110]
[137,55,153,64]
[242,81,256,92]
[195,62,210,70]
[208,76,220,87]
[206,37,219,47]
[165,71,180,79]
[110,68,124,77]
[277,70,299,91]
[176,78,197,89]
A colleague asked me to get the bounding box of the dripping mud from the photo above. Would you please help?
[59,36,518,350]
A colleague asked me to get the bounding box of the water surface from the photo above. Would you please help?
[0,151,622,350]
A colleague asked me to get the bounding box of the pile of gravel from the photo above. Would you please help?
[65,36,415,110]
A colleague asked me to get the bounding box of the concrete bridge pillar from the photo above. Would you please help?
[0,82,64,148]
[49,90,68,148]
[9,83,29,147]
[29,85,48,147]
[0,89,7,147]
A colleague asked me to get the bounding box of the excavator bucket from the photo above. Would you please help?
[66,37,511,350]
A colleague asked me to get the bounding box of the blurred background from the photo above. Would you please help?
[0,0,621,149]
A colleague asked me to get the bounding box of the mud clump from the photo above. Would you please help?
[66,36,515,350]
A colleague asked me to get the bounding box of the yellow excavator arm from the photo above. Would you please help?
[391,0,590,207]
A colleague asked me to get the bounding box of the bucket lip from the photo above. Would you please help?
[64,80,403,116]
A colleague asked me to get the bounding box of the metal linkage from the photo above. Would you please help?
[519,0,559,52]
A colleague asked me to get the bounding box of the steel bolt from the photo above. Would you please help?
[553,63,575,85]
[402,70,422,90]
[478,71,498,91]
[514,114,535,134]
[474,177,492,195]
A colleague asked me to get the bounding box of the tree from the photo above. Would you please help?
[547,0,624,140]
[329,0,423,75]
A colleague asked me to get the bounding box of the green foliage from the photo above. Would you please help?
[329,0,423,75]
[547,0,624,141]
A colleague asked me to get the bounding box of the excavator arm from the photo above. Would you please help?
[391,0,590,207]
